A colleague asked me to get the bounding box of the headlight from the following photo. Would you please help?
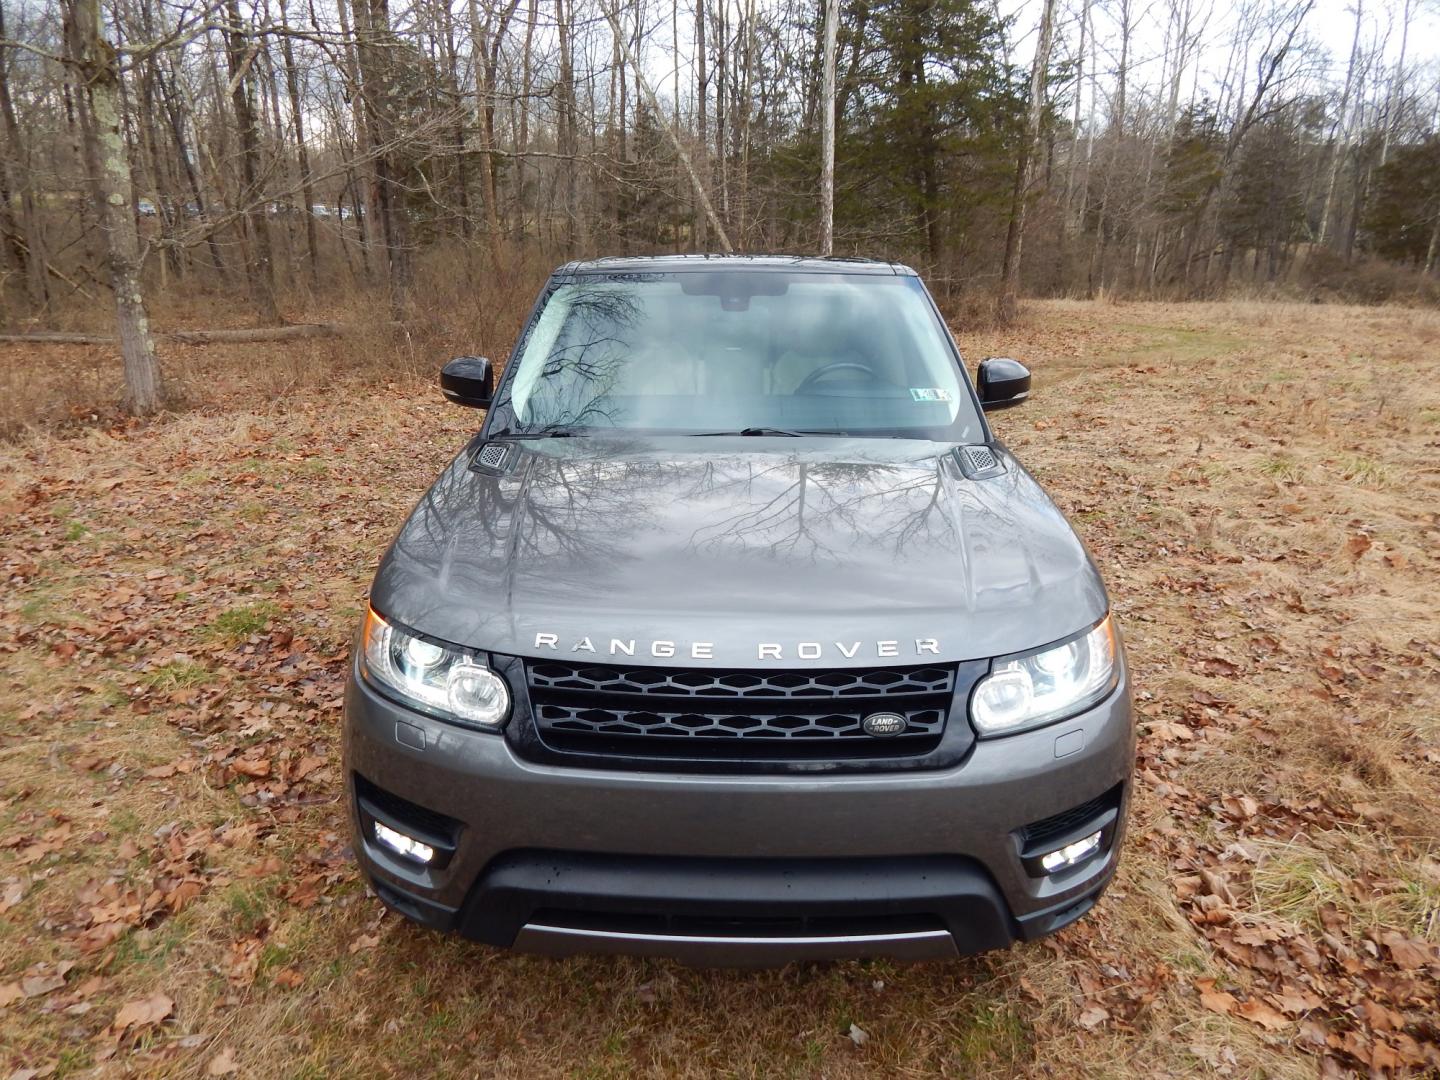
[970,616,1117,736]
[360,608,510,730]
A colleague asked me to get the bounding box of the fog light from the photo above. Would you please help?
[372,820,435,864]
[1040,829,1103,873]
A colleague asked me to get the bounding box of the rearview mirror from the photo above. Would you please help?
[976,357,1031,411]
[440,356,494,408]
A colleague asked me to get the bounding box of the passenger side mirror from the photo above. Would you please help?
[976,357,1031,411]
[440,356,494,408]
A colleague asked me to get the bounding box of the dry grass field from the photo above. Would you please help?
[1,299,1438,1078]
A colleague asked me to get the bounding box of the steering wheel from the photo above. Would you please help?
[794,361,881,394]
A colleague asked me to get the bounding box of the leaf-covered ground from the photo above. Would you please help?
[1,300,1438,1078]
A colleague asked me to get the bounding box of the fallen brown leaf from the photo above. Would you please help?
[1377,930,1432,970]
[0,881,23,912]
[230,758,272,779]
[109,992,174,1040]
[225,937,263,987]
[206,1047,240,1076]
[1237,998,1290,1031]
[1198,985,1238,1017]
[1270,988,1323,1016]
[20,973,66,998]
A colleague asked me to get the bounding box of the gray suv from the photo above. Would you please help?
[343,256,1133,964]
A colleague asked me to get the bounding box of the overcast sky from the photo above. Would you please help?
[996,0,1440,117]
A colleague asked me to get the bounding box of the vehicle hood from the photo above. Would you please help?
[370,436,1109,668]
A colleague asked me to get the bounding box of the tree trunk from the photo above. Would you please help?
[557,0,579,251]
[63,0,163,414]
[469,0,520,272]
[156,55,226,278]
[1425,209,1440,276]
[1062,0,1090,228]
[819,0,838,255]
[224,0,281,324]
[0,1,50,316]
[453,33,475,238]
[695,0,709,249]
[513,0,537,242]
[999,0,1057,320]
[716,0,729,228]
[1319,1,1363,246]
[351,0,412,314]
[737,0,755,243]
[280,0,320,285]
[338,0,380,276]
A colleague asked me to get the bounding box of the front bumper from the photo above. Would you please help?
[342,661,1134,964]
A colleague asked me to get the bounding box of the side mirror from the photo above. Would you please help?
[440,356,494,408]
[976,357,1031,411]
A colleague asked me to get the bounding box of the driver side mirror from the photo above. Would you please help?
[976,357,1031,411]
[440,356,494,408]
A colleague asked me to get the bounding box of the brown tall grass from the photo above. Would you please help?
[0,245,551,439]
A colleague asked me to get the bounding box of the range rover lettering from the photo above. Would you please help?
[343,255,1134,965]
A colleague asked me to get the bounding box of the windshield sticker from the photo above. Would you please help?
[909,387,953,403]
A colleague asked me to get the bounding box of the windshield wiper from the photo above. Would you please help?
[695,427,808,437]
[487,427,586,440]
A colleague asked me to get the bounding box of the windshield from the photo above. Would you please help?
[493,271,984,440]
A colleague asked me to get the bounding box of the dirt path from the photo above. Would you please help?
[2,301,1437,1078]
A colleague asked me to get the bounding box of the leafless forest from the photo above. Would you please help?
[1,0,1438,413]
[3,3,1440,1075]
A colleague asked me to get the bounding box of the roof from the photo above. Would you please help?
[558,254,914,276]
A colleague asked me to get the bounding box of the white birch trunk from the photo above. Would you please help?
[67,0,162,414]
[820,0,838,255]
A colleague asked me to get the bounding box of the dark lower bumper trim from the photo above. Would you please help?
[365,851,1116,964]
[457,850,1025,959]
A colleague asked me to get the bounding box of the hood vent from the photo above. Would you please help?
[471,441,514,475]
[956,444,1005,479]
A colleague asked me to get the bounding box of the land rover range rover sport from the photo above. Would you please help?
[343,255,1133,964]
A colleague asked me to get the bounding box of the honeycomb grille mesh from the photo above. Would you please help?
[525,659,956,763]
[538,704,946,741]
[528,662,954,699]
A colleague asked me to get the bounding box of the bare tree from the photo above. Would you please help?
[224,0,280,322]
[0,1,50,317]
[61,0,163,412]
[603,0,733,250]
[819,0,837,254]
[999,0,1057,318]
[0,0,1434,348]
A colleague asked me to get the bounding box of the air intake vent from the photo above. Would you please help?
[471,442,513,474]
[956,444,1004,478]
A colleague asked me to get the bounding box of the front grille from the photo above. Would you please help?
[528,662,954,699]
[538,703,947,745]
[524,659,956,764]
